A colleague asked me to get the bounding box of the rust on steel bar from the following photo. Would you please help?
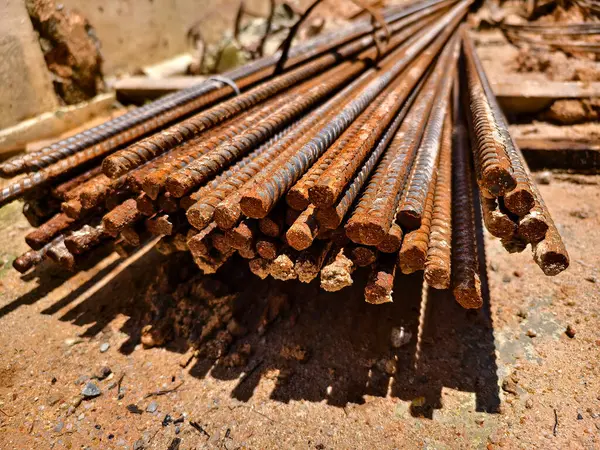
[101,8,432,181]
[460,26,517,199]
[461,27,535,214]
[64,224,108,255]
[258,205,286,237]
[396,37,459,229]
[240,2,470,219]
[13,236,64,273]
[480,196,517,239]
[2,0,434,177]
[376,223,404,253]
[351,246,378,267]
[286,205,320,251]
[209,72,374,230]
[186,110,333,230]
[52,166,103,200]
[102,199,143,236]
[285,74,386,211]
[398,161,438,275]
[424,113,453,289]
[364,253,397,304]
[256,237,279,260]
[307,17,463,209]
[295,239,333,283]
[317,74,426,230]
[320,246,356,292]
[181,128,291,224]
[345,37,457,245]
[164,65,354,198]
[25,213,75,250]
[142,91,303,200]
[0,4,447,207]
[451,95,483,309]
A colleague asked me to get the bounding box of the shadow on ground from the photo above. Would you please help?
[3,242,500,418]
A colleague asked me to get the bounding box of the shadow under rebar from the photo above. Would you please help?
[22,244,500,418]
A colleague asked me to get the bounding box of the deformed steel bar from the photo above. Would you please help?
[461,28,535,216]
[460,26,516,199]
[25,213,75,250]
[451,94,483,309]
[240,2,470,219]
[101,5,444,181]
[317,73,426,231]
[424,113,454,289]
[364,253,397,304]
[345,35,457,245]
[396,36,459,229]
[0,0,442,177]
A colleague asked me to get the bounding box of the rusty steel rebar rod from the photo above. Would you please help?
[396,36,459,229]
[461,28,535,216]
[345,34,458,245]
[423,113,454,289]
[240,2,470,219]
[101,5,445,181]
[0,1,444,178]
[5,1,569,308]
[316,74,426,231]
[451,93,483,309]
[460,26,516,199]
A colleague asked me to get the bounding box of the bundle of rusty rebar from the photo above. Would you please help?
[1,0,569,308]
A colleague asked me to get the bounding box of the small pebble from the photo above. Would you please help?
[81,382,101,399]
[502,274,511,283]
[95,424,101,430]
[577,412,584,420]
[175,426,181,434]
[162,414,173,427]
[97,366,112,380]
[65,338,83,347]
[584,276,597,283]
[390,327,412,348]
[78,413,85,421]
[99,343,110,353]
[54,422,64,433]
[133,440,144,450]
[146,401,158,413]
[535,171,552,185]
[526,329,537,338]
[525,398,533,409]
[565,325,576,338]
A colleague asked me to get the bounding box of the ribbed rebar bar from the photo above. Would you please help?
[424,113,453,289]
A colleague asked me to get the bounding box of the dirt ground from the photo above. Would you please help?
[0,173,598,449]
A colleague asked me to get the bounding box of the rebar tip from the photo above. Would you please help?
[240,192,271,219]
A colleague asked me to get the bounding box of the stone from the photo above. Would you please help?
[565,325,576,338]
[146,401,158,413]
[99,343,110,353]
[81,382,101,398]
[390,327,412,348]
[535,171,552,185]
[526,329,537,338]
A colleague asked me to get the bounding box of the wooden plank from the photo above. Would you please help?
[114,76,206,102]
[517,137,600,173]
[0,93,116,155]
[492,81,600,99]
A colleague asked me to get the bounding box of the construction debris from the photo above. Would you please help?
[0,0,569,308]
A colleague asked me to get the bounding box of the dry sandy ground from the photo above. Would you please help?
[0,174,598,449]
